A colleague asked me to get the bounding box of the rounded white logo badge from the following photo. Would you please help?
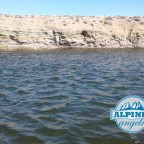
[110,96,144,133]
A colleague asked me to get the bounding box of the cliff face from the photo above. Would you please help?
[0,14,144,49]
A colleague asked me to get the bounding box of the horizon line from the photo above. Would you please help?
[0,13,144,17]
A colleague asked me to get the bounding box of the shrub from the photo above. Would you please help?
[104,21,112,25]
[90,23,94,27]
[133,18,141,22]
[75,19,79,22]
[133,16,141,22]
[112,34,116,39]
[127,19,131,22]
[140,22,144,25]
[105,17,113,20]
[119,16,126,19]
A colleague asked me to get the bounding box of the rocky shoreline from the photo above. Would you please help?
[0,14,144,50]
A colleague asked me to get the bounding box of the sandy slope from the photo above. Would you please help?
[0,14,144,49]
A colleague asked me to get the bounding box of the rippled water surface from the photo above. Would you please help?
[0,48,144,144]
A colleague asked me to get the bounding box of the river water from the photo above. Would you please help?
[0,48,144,144]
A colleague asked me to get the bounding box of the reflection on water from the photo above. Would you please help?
[0,48,144,144]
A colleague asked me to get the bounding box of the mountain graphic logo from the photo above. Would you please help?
[120,101,144,110]
[110,96,144,133]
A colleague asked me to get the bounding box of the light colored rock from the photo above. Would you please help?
[0,15,144,50]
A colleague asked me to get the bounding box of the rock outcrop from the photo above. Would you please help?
[0,14,144,50]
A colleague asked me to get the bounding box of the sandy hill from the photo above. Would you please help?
[0,14,144,49]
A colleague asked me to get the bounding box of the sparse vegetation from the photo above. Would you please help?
[112,34,117,39]
[105,17,113,20]
[104,20,112,25]
[133,16,141,22]
[90,23,94,27]
[140,22,144,25]
[0,15,144,49]
[127,19,131,22]
[133,18,141,22]
[119,16,126,19]
[83,21,87,24]
[75,19,79,22]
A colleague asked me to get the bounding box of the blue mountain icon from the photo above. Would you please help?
[120,101,144,110]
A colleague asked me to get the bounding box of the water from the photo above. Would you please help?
[0,48,144,144]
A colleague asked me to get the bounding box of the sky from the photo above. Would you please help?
[0,0,143,16]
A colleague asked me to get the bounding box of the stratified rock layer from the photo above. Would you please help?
[0,14,144,50]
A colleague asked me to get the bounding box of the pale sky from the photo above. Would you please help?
[0,0,143,16]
